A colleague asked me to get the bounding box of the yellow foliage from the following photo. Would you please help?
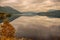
[1,20,15,37]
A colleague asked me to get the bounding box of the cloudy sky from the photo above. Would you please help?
[0,0,60,12]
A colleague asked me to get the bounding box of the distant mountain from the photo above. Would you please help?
[37,10,60,18]
[0,6,22,14]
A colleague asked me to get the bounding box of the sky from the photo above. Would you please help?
[0,0,60,12]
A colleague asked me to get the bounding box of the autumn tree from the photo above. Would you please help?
[0,12,15,37]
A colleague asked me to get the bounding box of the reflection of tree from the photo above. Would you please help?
[0,12,15,37]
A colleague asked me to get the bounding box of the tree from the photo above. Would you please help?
[0,12,15,37]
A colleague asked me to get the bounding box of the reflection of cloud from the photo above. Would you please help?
[11,16,60,39]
